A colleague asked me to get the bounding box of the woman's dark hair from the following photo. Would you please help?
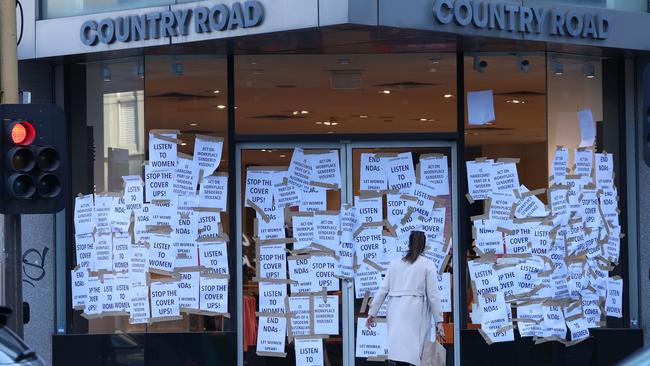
[403,230,426,264]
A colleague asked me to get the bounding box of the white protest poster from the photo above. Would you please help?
[273,181,301,208]
[487,192,515,230]
[382,235,400,265]
[198,173,228,211]
[314,295,339,335]
[173,153,198,197]
[595,153,614,189]
[382,153,416,193]
[145,164,174,202]
[193,134,223,177]
[197,211,222,241]
[311,255,339,291]
[113,273,131,313]
[259,244,287,280]
[178,271,200,312]
[423,240,450,274]
[552,147,569,183]
[340,204,356,243]
[74,194,95,234]
[258,282,287,314]
[174,195,199,269]
[514,185,547,218]
[313,211,340,251]
[354,226,384,263]
[94,194,112,233]
[148,233,175,274]
[473,219,504,255]
[466,159,494,200]
[542,304,567,339]
[75,233,95,270]
[468,260,500,296]
[419,155,449,196]
[355,318,388,358]
[94,232,113,272]
[386,193,408,228]
[288,296,311,336]
[129,244,149,285]
[256,206,285,240]
[410,184,438,219]
[109,196,131,233]
[299,186,326,212]
[578,109,596,147]
[71,268,88,309]
[245,169,275,211]
[256,316,287,356]
[288,255,315,294]
[150,281,180,320]
[517,303,543,338]
[112,232,131,273]
[335,241,355,279]
[504,223,535,255]
[354,195,383,225]
[582,292,602,328]
[149,130,178,170]
[99,274,115,314]
[310,150,341,189]
[129,284,150,324]
[83,276,101,317]
[198,240,229,275]
[574,148,594,183]
[360,153,387,191]
[150,199,174,228]
[580,188,600,229]
[549,185,570,226]
[287,147,313,192]
[123,175,144,212]
[478,293,514,343]
[491,161,519,193]
[468,89,495,126]
[292,213,314,250]
[295,338,324,366]
[606,276,623,318]
[354,262,382,299]
[199,276,229,314]
[438,272,452,313]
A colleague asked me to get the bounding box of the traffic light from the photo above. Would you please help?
[0,104,68,214]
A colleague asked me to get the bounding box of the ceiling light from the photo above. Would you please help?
[359,115,368,118]
[380,90,391,94]
[472,132,480,136]
[583,61,596,79]
[331,122,339,126]
[315,121,323,125]
[213,90,220,94]
[506,99,525,104]
[280,154,286,158]
[261,149,266,152]
[419,118,428,122]
[217,105,226,109]
[189,123,198,126]
[327,131,334,134]
[101,65,111,82]
[430,57,441,64]
[443,94,454,98]
[551,58,564,75]
[180,142,187,146]
[292,111,299,115]
[323,121,332,126]
[300,110,309,114]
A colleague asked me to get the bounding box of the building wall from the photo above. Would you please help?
[16,60,55,366]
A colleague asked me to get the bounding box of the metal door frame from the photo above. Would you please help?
[235,142,349,366]
[345,141,459,366]
[236,140,459,366]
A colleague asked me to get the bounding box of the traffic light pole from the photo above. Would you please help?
[0,0,24,336]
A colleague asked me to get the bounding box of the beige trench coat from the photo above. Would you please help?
[368,256,443,366]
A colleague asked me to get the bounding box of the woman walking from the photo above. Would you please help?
[366,230,445,366]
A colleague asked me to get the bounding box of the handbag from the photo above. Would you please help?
[421,340,446,366]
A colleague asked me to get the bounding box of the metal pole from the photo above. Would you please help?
[0,0,24,336]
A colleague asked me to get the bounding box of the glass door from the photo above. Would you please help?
[236,143,350,366]
[346,142,459,366]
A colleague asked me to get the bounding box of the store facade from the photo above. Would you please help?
[15,0,650,365]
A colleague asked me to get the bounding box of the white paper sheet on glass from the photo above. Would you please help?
[467,89,495,126]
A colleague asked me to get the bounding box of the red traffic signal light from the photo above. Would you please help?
[8,121,35,145]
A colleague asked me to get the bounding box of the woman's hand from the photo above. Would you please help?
[436,322,446,342]
[366,316,376,330]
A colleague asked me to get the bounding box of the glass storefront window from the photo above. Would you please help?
[76,54,229,334]
[532,0,647,12]
[235,53,457,135]
[40,0,173,19]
